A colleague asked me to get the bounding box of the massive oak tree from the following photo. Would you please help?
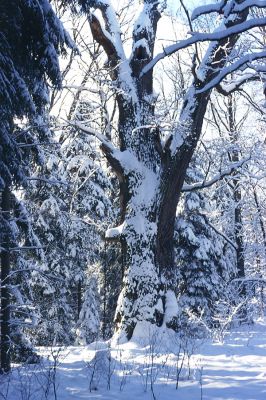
[72,0,266,341]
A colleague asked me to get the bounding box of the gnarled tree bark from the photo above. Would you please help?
[74,0,262,340]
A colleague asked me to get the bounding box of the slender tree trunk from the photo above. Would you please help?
[0,187,11,373]
[233,188,245,282]
[227,95,246,287]
[253,189,266,250]
[226,94,250,324]
[77,280,82,320]
[253,189,266,316]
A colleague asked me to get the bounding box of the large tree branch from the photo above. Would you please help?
[89,14,119,66]
[93,0,126,59]
[81,1,138,152]
[84,1,133,94]
[191,0,227,20]
[162,2,253,158]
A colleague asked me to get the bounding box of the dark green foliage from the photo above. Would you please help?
[175,166,230,332]
[0,0,72,368]
[0,0,73,187]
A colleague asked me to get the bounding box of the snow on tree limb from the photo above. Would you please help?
[89,13,118,60]
[68,120,117,152]
[182,156,250,192]
[68,121,144,177]
[82,1,138,108]
[87,0,127,63]
[192,0,266,21]
[196,50,266,93]
[141,17,266,76]
[191,1,227,21]
[216,72,261,95]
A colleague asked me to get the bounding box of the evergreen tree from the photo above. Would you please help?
[175,166,231,333]
[24,98,117,345]
[76,276,100,344]
[0,0,72,371]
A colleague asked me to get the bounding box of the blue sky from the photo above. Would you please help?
[168,0,207,13]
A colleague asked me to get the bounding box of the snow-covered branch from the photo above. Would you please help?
[191,1,227,20]
[182,156,250,192]
[204,220,238,250]
[91,0,126,60]
[196,50,266,94]
[192,0,266,21]
[85,1,132,85]
[89,13,119,64]
[141,17,266,75]
[79,0,125,57]
[217,72,260,95]
[68,120,117,153]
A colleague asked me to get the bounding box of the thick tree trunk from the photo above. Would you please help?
[0,187,11,373]
[114,89,211,340]
[113,156,162,340]
[156,88,211,282]
[84,0,250,340]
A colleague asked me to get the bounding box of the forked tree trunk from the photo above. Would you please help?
[113,90,211,340]
[79,0,249,340]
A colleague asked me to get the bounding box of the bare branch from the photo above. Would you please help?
[180,0,200,64]
[204,218,238,250]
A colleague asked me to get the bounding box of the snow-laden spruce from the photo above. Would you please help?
[0,0,73,372]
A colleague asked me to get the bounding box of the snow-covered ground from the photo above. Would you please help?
[2,319,266,400]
